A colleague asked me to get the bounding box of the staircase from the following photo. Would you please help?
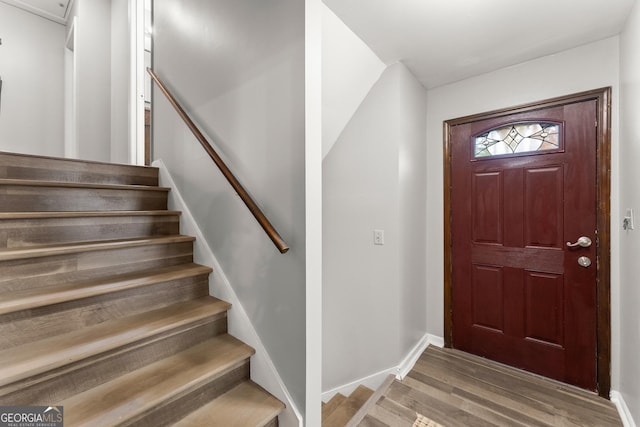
[0,152,284,426]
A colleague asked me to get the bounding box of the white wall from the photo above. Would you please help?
[0,2,65,156]
[619,2,640,422]
[425,36,621,387]
[152,0,306,414]
[306,0,323,423]
[64,0,131,164]
[110,0,130,164]
[321,4,385,158]
[67,0,112,162]
[323,62,427,394]
[398,65,428,356]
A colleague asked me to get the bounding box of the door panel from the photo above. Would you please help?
[524,271,564,346]
[450,100,598,390]
[472,172,503,244]
[472,265,504,331]
[524,166,564,248]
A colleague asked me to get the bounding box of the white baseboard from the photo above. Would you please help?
[611,390,637,427]
[154,160,302,427]
[426,333,445,348]
[323,333,445,402]
[322,367,397,403]
[396,333,444,379]
[396,334,430,380]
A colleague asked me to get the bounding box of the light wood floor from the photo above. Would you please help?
[358,346,622,427]
[324,385,374,426]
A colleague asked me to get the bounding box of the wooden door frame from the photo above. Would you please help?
[443,87,612,398]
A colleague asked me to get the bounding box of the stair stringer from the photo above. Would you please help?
[154,159,302,427]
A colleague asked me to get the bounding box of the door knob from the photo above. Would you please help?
[566,236,592,248]
[578,256,592,267]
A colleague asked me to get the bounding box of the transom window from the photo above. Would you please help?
[474,122,561,158]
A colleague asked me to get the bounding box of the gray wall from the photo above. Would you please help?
[619,1,640,421]
[65,0,131,163]
[67,0,113,162]
[110,0,130,164]
[152,0,306,411]
[0,2,65,156]
[398,66,428,356]
[321,3,385,158]
[323,62,427,392]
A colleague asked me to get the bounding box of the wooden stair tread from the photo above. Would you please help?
[0,297,231,388]
[323,386,374,427]
[0,235,195,261]
[1,152,282,423]
[0,150,159,170]
[0,210,181,219]
[174,380,284,427]
[0,263,212,315]
[0,178,169,191]
[60,334,254,427]
[0,151,159,186]
[322,393,347,421]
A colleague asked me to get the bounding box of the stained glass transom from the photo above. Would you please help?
[474,122,560,158]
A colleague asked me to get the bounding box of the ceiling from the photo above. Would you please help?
[0,0,71,24]
[3,0,636,87]
[323,0,636,89]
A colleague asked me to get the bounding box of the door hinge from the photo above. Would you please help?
[595,120,598,127]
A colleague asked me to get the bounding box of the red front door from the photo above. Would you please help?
[450,100,597,390]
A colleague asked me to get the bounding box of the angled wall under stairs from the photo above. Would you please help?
[0,151,284,426]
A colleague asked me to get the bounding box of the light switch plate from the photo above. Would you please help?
[373,229,384,245]
[624,208,634,230]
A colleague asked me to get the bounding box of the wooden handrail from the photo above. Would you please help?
[147,68,289,254]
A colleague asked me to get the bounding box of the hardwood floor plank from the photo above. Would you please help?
[0,181,169,212]
[415,349,621,425]
[409,357,559,424]
[324,386,374,427]
[323,393,347,421]
[347,375,395,427]
[0,210,181,219]
[0,242,194,293]
[0,178,168,191]
[401,375,539,427]
[359,347,622,427]
[386,381,497,427]
[0,269,211,349]
[1,321,225,405]
[60,335,253,426]
[419,350,603,416]
[431,346,615,412]
[0,211,181,248]
[173,381,284,427]
[368,396,415,426]
[0,151,159,186]
[0,263,211,315]
[358,414,390,427]
[0,297,230,389]
[0,235,195,262]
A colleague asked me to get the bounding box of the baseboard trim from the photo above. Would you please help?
[323,333,445,403]
[154,160,302,427]
[396,333,444,379]
[426,333,445,348]
[321,366,397,403]
[611,390,637,427]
